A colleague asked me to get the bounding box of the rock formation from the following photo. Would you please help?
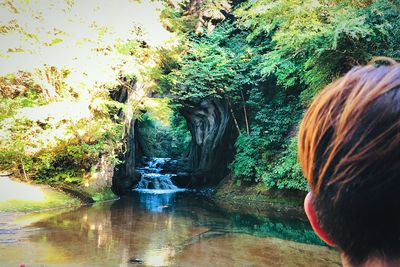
[181,98,233,186]
[110,80,140,194]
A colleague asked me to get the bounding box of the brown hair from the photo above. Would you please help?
[298,58,400,264]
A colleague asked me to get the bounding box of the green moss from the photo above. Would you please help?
[0,184,118,212]
[215,176,305,207]
[215,192,303,206]
[0,187,81,212]
[137,104,191,158]
[88,187,117,202]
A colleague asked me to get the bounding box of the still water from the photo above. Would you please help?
[0,191,340,266]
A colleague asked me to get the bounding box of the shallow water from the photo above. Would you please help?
[0,191,340,266]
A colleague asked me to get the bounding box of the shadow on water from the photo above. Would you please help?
[130,191,324,245]
[0,191,340,267]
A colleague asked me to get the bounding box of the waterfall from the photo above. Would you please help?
[134,157,185,193]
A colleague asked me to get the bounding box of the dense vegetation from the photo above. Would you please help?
[0,0,399,195]
[0,0,169,190]
[137,98,191,158]
[158,0,400,191]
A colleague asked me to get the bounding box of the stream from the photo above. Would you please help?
[0,158,340,266]
[134,157,185,192]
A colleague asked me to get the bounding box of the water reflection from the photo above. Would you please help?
[0,192,340,266]
[138,192,175,213]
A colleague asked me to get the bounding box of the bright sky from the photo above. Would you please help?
[0,0,173,80]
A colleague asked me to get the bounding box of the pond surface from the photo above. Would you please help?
[0,191,340,267]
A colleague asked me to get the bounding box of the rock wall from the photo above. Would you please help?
[111,81,140,194]
[88,155,114,189]
[124,118,137,181]
[181,98,233,186]
[112,85,233,190]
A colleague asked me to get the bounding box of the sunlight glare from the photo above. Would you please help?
[0,0,173,87]
[143,248,175,267]
[0,177,45,202]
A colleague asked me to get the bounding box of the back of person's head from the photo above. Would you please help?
[298,57,400,266]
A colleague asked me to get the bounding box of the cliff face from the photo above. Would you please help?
[111,81,140,194]
[112,86,234,191]
[182,98,233,186]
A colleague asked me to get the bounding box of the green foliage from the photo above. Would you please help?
[230,134,266,182]
[90,187,117,202]
[159,0,400,192]
[262,138,308,191]
[169,110,192,154]
[169,22,255,104]
[2,0,399,194]
[137,110,190,158]
[115,40,142,55]
[230,92,302,187]
[160,0,231,35]
[135,97,191,158]
[235,0,400,103]
[0,90,125,185]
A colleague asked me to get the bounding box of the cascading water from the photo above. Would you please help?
[134,157,185,193]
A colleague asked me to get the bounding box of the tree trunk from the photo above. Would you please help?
[240,89,250,135]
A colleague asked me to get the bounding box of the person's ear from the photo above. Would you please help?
[304,192,335,247]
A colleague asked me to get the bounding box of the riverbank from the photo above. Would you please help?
[213,176,307,218]
[0,172,308,216]
[0,176,116,212]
